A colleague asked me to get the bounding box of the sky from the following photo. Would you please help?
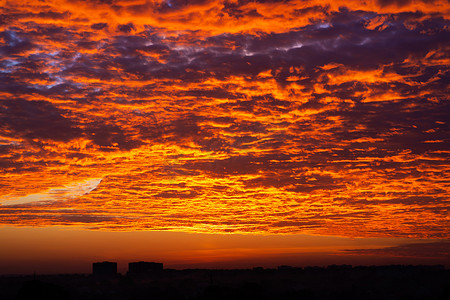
[0,0,449,274]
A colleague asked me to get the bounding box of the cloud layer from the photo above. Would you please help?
[0,0,449,237]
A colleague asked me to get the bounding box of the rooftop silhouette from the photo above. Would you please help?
[1,264,448,300]
[92,261,117,277]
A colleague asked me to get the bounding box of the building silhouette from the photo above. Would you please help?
[128,261,163,275]
[92,261,117,276]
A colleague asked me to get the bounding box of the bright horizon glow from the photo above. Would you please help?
[1,226,448,275]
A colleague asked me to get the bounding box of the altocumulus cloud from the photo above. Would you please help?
[0,0,448,237]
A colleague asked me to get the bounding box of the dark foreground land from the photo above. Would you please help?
[1,265,449,300]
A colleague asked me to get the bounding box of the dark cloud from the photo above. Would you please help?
[0,30,33,56]
[117,22,136,33]
[154,190,200,198]
[0,99,82,142]
[320,99,450,155]
[343,241,450,258]
[86,123,144,151]
[170,115,203,139]
[182,153,295,177]
[34,10,71,20]
[91,22,108,30]
[245,173,342,192]
[272,220,321,228]
[0,209,121,224]
[385,196,448,205]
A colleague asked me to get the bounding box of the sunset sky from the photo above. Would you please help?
[0,0,449,274]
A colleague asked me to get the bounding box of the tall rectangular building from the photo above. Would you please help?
[93,261,117,276]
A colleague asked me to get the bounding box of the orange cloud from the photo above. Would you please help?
[0,0,448,239]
